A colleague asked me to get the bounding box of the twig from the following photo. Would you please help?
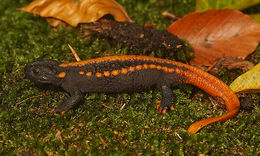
[15,92,51,108]
[102,102,112,109]
[68,44,81,61]
[207,57,224,72]
[99,137,108,147]
[174,132,183,141]
[120,103,126,111]
[162,11,180,21]
[124,120,130,126]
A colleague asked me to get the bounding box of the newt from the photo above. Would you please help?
[24,55,240,134]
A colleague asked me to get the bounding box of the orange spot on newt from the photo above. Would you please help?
[112,70,120,76]
[129,66,135,72]
[168,68,175,73]
[86,72,92,77]
[149,64,156,69]
[143,64,148,69]
[103,71,110,77]
[162,66,168,72]
[96,72,102,78]
[58,72,66,78]
[176,68,181,74]
[79,71,84,75]
[121,68,128,74]
[136,65,143,70]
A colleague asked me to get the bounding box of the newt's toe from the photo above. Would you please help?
[52,107,67,114]
[170,105,175,111]
[157,105,168,114]
[157,106,162,114]
[156,104,160,110]
[61,111,67,116]
[162,107,167,114]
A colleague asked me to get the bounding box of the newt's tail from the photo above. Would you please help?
[180,64,240,134]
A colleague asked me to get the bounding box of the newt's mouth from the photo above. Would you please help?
[24,62,36,80]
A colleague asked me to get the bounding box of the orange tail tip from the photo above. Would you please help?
[180,64,240,134]
[187,108,239,134]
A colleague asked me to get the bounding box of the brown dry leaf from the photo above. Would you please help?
[20,0,132,27]
[221,56,255,70]
[167,9,260,66]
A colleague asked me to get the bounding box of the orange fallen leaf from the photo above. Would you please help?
[167,9,260,66]
[20,0,132,27]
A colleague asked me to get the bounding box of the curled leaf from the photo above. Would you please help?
[20,0,132,27]
[230,63,260,93]
[167,9,260,66]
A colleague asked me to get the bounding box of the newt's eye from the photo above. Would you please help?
[42,76,48,80]
[32,68,40,76]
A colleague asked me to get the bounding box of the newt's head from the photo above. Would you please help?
[25,60,60,85]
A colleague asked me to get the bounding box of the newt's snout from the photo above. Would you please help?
[24,60,60,84]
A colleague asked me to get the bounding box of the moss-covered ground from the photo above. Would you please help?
[0,0,259,155]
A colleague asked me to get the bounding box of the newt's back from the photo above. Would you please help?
[57,55,186,93]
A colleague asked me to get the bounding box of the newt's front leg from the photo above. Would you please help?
[54,89,83,113]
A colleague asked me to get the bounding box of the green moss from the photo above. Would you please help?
[0,0,259,155]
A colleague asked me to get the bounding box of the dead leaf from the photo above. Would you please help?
[167,9,260,66]
[230,63,260,93]
[20,0,132,27]
[221,56,255,70]
[55,130,64,144]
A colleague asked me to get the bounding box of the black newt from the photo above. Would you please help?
[24,55,240,134]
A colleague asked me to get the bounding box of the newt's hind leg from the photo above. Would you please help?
[157,85,175,114]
